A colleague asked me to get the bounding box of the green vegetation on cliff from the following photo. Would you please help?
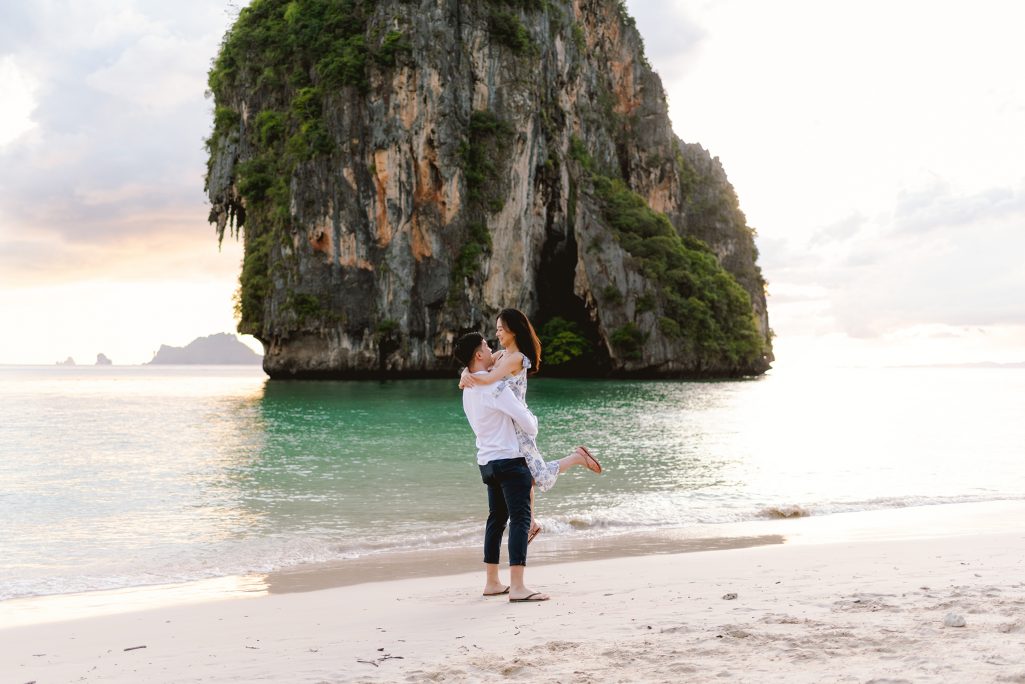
[207,0,409,333]
[452,221,493,284]
[487,9,532,53]
[235,232,272,326]
[452,110,513,291]
[610,322,645,361]
[538,317,591,368]
[459,111,514,212]
[208,0,405,98]
[570,138,765,368]
[674,148,764,295]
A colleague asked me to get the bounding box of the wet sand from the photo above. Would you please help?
[2,501,1024,682]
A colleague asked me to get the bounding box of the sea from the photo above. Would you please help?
[1,364,1023,602]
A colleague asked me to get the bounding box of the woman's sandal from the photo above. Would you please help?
[577,446,602,474]
[527,522,542,545]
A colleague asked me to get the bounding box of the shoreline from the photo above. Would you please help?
[0,532,786,630]
[3,499,1022,631]
[2,507,1024,682]
[264,496,1025,594]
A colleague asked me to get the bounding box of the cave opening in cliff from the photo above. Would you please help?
[535,226,610,377]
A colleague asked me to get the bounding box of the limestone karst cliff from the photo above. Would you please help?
[205,0,773,378]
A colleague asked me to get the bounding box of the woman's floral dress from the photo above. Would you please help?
[493,355,560,492]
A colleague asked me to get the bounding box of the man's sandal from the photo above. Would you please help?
[510,592,549,603]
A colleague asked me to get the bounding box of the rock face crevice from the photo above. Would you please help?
[206,0,773,378]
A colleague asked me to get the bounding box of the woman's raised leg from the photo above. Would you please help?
[557,446,602,474]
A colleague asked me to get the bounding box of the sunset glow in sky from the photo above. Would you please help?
[1,1,1022,366]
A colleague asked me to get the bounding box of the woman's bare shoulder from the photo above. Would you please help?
[496,350,524,371]
[501,351,527,375]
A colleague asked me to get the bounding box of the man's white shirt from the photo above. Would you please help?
[462,372,538,465]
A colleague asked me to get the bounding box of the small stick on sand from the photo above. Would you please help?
[357,654,404,667]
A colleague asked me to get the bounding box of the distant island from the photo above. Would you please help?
[96,353,112,366]
[147,333,263,365]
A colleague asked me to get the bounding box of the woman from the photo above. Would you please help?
[459,308,602,543]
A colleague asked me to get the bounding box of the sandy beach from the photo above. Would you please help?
[3,503,1024,683]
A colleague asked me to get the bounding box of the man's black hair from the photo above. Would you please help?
[454,332,485,368]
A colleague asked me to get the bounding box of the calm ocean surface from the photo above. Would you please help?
[1,364,1023,601]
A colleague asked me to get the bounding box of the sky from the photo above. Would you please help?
[0,1,1023,366]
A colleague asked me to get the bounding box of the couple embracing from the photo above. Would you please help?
[454,308,603,603]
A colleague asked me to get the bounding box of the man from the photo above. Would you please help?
[454,332,549,603]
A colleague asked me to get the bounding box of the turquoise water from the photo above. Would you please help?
[2,364,1024,600]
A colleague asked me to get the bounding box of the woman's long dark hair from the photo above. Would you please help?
[498,308,542,376]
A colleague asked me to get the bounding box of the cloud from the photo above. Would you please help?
[0,0,229,253]
[829,189,1025,335]
[85,32,213,110]
[0,56,39,147]
[761,173,1025,344]
[753,236,819,273]
[840,247,883,270]
[0,230,243,288]
[809,212,866,247]
[893,181,1025,235]
[625,0,707,71]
